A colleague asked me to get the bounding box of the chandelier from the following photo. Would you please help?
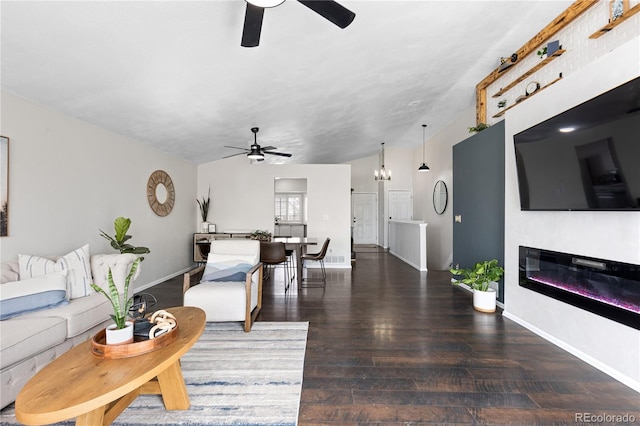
[374,142,391,181]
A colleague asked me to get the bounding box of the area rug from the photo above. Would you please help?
[0,321,308,426]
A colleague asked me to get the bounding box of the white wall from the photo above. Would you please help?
[412,108,476,270]
[346,147,413,248]
[0,93,197,290]
[503,37,640,391]
[198,156,351,268]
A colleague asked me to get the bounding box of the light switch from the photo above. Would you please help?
[455,215,462,223]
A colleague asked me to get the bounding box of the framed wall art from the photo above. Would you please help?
[1,136,8,236]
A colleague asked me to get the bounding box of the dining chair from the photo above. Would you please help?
[260,241,292,292]
[301,238,330,288]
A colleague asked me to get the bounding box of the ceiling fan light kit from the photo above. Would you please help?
[247,145,265,160]
[418,124,430,172]
[241,0,356,48]
[374,142,391,181]
[246,0,285,8]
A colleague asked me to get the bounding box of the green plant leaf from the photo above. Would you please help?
[197,187,211,222]
[114,217,131,242]
[90,257,141,329]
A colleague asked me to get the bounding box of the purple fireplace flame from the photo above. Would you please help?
[519,247,640,329]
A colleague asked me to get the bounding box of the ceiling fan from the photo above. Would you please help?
[241,0,356,48]
[224,127,292,161]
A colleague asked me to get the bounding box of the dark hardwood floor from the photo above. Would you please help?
[150,247,640,425]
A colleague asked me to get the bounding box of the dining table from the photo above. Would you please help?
[273,237,317,289]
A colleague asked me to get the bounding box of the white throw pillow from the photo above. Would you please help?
[18,244,92,299]
[0,271,69,319]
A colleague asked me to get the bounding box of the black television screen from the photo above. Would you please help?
[514,76,640,211]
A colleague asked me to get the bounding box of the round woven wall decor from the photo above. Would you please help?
[147,170,175,217]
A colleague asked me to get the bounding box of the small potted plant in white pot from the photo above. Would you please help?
[450,259,504,313]
[91,257,141,344]
[197,187,211,233]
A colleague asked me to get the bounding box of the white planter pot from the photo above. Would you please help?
[105,321,134,345]
[473,288,497,313]
[200,222,210,233]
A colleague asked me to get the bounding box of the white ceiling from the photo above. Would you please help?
[1,0,571,165]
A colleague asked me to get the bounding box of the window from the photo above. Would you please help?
[275,193,306,223]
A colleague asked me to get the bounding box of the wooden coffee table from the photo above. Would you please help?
[15,306,205,426]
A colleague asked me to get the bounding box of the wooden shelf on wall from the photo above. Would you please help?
[589,3,640,39]
[492,50,566,98]
[492,75,563,118]
[475,0,598,125]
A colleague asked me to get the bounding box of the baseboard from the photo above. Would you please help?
[304,263,351,269]
[502,311,640,393]
[389,250,427,272]
[134,266,194,293]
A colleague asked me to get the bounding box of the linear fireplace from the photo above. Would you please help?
[519,246,640,330]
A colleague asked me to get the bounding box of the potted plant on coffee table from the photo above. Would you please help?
[91,257,141,344]
[450,259,504,313]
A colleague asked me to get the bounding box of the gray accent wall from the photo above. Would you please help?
[452,120,505,301]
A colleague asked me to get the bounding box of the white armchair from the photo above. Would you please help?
[182,240,263,332]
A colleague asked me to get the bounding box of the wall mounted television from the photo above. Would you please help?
[513,76,640,211]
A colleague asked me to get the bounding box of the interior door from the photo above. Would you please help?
[388,190,412,220]
[352,192,377,244]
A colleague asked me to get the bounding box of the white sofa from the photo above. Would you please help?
[0,250,140,409]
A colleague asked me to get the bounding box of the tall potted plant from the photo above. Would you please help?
[197,187,211,232]
[450,259,504,313]
[91,258,141,344]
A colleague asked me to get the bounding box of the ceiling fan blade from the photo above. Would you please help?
[260,146,278,151]
[224,145,250,151]
[241,2,264,48]
[223,152,249,159]
[297,0,355,29]
[264,151,292,157]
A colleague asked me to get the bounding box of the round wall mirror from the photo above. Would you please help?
[433,180,448,215]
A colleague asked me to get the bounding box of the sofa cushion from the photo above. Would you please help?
[20,293,111,338]
[1,261,19,284]
[0,316,67,370]
[90,253,140,296]
[18,244,92,300]
[184,281,257,322]
[0,272,69,320]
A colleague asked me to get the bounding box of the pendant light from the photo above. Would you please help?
[418,124,430,172]
[374,142,391,181]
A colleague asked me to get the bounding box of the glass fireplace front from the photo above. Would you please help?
[519,246,640,330]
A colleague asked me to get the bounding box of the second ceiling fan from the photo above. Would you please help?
[241,0,356,47]
[224,127,292,161]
